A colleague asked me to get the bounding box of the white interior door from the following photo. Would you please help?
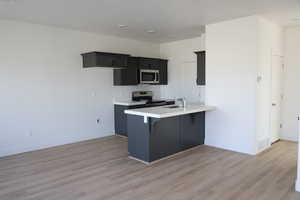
[270,55,283,144]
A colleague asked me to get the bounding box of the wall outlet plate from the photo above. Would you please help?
[96,118,100,124]
[257,76,262,83]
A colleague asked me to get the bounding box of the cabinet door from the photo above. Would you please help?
[139,58,160,69]
[149,117,181,162]
[113,54,128,67]
[147,59,168,85]
[82,52,129,68]
[113,57,138,85]
[127,115,151,162]
[139,58,152,69]
[114,104,143,136]
[159,59,168,85]
[97,54,128,68]
[114,105,129,136]
[179,113,205,150]
[195,51,205,85]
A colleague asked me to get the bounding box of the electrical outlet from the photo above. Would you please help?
[257,76,262,83]
[96,118,101,124]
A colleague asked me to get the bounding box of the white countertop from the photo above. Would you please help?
[125,104,216,118]
[113,100,148,106]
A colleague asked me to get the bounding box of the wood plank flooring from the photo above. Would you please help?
[0,136,299,200]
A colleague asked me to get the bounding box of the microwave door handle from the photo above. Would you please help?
[140,71,143,83]
[156,72,160,83]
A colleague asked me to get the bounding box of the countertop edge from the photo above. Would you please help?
[114,101,147,106]
[125,106,216,118]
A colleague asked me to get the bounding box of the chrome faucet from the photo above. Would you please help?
[177,98,186,108]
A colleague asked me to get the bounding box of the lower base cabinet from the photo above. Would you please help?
[180,113,205,150]
[149,117,181,161]
[114,102,175,137]
[127,112,205,163]
[114,105,141,137]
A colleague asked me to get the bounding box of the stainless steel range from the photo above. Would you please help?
[132,91,174,107]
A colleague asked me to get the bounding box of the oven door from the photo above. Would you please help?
[140,70,159,84]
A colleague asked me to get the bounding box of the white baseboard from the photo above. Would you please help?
[279,136,298,142]
[204,142,256,155]
[295,179,300,192]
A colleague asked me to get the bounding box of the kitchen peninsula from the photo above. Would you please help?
[125,104,215,164]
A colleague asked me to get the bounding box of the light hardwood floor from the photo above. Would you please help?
[0,136,299,200]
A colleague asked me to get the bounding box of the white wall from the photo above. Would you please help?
[282,27,300,141]
[159,36,206,103]
[0,20,160,157]
[0,16,286,157]
[205,16,258,155]
[256,17,283,151]
[205,16,283,155]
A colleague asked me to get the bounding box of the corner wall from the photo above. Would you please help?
[205,16,258,155]
[205,16,283,155]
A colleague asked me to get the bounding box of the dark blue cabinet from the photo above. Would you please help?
[195,51,205,85]
[149,117,181,161]
[114,57,168,85]
[114,104,143,137]
[179,112,205,150]
[127,113,206,163]
[114,101,175,137]
[81,52,168,85]
[159,59,168,85]
[81,52,129,68]
[113,57,139,86]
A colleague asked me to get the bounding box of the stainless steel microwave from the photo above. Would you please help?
[140,69,160,84]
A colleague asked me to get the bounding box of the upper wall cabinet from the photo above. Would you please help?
[81,52,168,86]
[113,57,168,86]
[81,52,130,68]
[195,51,206,85]
[139,57,161,70]
[113,57,139,86]
[158,59,168,85]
